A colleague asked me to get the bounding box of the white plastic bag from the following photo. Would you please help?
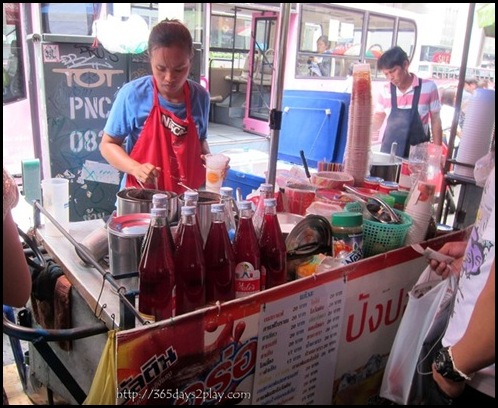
[94,15,149,54]
[380,266,457,405]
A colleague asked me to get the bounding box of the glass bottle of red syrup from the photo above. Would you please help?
[138,207,176,322]
[204,203,236,303]
[258,198,287,289]
[253,183,274,237]
[233,200,261,298]
[175,191,201,247]
[174,205,206,314]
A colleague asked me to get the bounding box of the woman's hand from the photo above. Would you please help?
[130,162,161,186]
[429,241,467,279]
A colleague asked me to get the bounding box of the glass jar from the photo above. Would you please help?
[331,212,363,264]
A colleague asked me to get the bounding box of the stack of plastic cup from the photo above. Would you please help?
[403,179,436,245]
[41,178,70,237]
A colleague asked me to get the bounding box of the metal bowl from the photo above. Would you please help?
[117,188,178,224]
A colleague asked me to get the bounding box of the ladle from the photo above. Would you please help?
[344,185,401,224]
[177,181,197,192]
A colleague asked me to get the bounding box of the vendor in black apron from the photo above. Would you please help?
[372,46,442,158]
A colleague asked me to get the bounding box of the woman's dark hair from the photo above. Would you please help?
[377,46,409,70]
[148,18,193,57]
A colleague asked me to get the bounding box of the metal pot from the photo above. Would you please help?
[178,191,220,243]
[117,188,178,224]
[107,213,150,278]
[369,152,402,182]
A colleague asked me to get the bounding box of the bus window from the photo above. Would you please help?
[41,3,100,35]
[397,19,417,62]
[3,3,26,104]
[297,4,365,78]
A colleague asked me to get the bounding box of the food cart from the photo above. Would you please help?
[5,200,468,405]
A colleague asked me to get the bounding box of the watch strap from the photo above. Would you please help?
[448,347,473,381]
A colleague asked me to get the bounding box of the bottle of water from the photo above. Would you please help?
[220,186,237,242]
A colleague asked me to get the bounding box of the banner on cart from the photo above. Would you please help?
[115,232,466,405]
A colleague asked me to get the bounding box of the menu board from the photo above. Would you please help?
[252,280,346,404]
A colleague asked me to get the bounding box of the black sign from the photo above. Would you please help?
[42,42,129,221]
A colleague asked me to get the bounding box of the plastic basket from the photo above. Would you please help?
[344,202,413,257]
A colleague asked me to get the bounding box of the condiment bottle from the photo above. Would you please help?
[204,203,236,303]
[331,212,363,264]
[259,198,287,289]
[138,207,176,322]
[174,205,206,314]
[233,200,261,298]
[389,190,409,211]
[253,183,274,237]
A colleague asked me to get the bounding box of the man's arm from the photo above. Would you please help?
[430,110,443,146]
[432,259,495,398]
[371,112,386,143]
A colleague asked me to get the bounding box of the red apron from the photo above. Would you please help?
[126,79,205,194]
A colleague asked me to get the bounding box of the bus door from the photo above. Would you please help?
[243,11,278,136]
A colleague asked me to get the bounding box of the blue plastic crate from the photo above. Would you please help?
[224,169,265,200]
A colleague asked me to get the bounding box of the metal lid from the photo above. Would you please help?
[107,213,151,238]
[285,215,332,257]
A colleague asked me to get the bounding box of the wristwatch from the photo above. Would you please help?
[434,346,472,382]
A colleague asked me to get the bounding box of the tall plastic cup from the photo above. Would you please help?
[205,153,230,194]
[41,178,69,237]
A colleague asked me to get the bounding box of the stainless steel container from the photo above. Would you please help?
[178,191,220,243]
[369,152,402,182]
[107,213,151,277]
[116,188,178,224]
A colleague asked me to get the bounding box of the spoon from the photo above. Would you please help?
[177,182,197,192]
[344,185,401,224]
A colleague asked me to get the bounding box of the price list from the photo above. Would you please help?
[252,279,346,404]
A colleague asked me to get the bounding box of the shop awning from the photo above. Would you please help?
[477,3,495,37]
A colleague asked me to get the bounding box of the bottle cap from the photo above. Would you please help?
[260,183,273,192]
[184,191,199,200]
[238,200,252,210]
[332,212,362,227]
[181,206,196,216]
[151,207,167,217]
[152,193,169,207]
[220,187,234,196]
[211,203,225,213]
[263,198,277,207]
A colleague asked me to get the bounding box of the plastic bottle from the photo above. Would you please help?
[138,207,176,322]
[259,198,287,289]
[253,183,274,237]
[220,186,237,242]
[331,212,363,264]
[204,203,236,303]
[174,206,206,314]
[233,200,261,298]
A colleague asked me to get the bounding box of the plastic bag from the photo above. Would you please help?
[380,266,457,405]
[474,151,495,187]
[83,330,117,405]
[94,15,149,54]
